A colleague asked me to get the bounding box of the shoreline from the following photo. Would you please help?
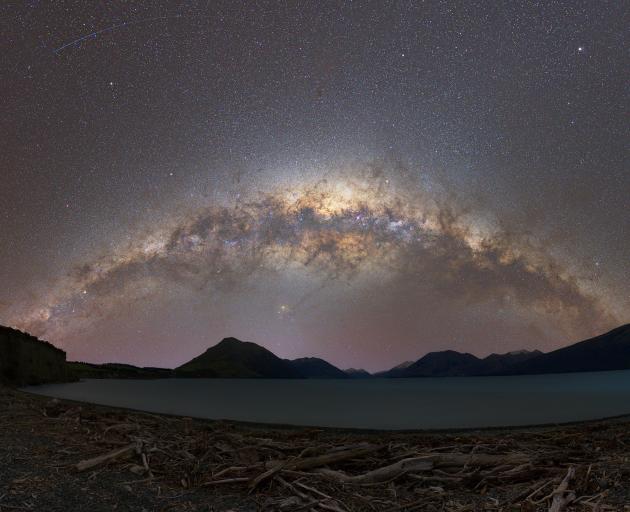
[21,385,630,435]
[23,371,630,431]
[2,385,630,510]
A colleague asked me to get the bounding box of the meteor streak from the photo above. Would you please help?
[53,14,185,55]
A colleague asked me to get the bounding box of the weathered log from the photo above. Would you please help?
[103,423,139,434]
[202,476,250,486]
[429,452,530,468]
[549,466,576,512]
[286,445,382,471]
[75,442,139,472]
[249,461,287,490]
[316,456,434,484]
[251,445,381,490]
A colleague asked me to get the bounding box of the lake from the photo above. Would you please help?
[25,370,630,430]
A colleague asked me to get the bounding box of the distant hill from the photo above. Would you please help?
[475,350,542,375]
[506,324,630,375]
[176,337,301,378]
[384,349,545,378]
[386,350,480,377]
[287,357,348,378]
[382,326,630,377]
[68,362,173,380]
[344,368,372,378]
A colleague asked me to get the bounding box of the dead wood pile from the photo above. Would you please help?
[2,388,630,511]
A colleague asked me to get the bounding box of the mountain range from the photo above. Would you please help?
[383,349,543,378]
[34,323,630,380]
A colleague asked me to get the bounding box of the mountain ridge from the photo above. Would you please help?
[171,325,630,379]
[5,324,629,381]
[503,324,630,375]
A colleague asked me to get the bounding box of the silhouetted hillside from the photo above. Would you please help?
[0,326,69,385]
[475,350,542,375]
[382,326,630,378]
[384,349,547,378]
[68,361,173,379]
[387,350,480,377]
[506,325,630,375]
[287,357,348,378]
[176,337,301,378]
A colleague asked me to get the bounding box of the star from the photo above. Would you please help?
[2,1,626,371]
[277,304,292,319]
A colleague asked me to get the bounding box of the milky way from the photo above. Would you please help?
[6,162,619,369]
[2,2,627,370]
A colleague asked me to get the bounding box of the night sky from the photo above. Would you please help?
[2,1,628,371]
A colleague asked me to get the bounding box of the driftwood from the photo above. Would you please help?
[549,466,576,512]
[429,452,530,468]
[315,456,434,484]
[249,460,287,490]
[251,445,380,489]
[75,442,139,472]
[3,386,630,511]
[285,444,382,471]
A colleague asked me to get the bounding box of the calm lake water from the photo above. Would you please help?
[26,370,630,430]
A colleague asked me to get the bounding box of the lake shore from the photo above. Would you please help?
[2,385,630,511]
[25,372,630,430]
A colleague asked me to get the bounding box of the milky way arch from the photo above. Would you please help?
[10,163,616,349]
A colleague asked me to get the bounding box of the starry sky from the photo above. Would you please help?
[1,1,628,371]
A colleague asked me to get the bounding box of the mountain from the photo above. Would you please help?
[506,324,630,375]
[383,326,630,377]
[344,368,372,378]
[176,337,301,378]
[474,350,543,375]
[8,323,630,382]
[384,349,542,377]
[178,326,630,380]
[287,357,349,378]
[387,350,481,377]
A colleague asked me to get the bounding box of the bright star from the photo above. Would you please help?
[277,304,291,318]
